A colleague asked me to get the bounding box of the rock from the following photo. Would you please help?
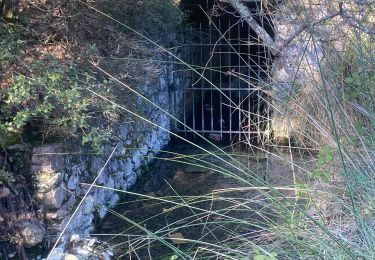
[139,144,148,156]
[98,206,107,219]
[7,251,17,258]
[36,184,67,209]
[118,126,128,139]
[108,193,120,207]
[75,246,91,256]
[115,142,126,156]
[82,195,94,215]
[70,234,81,242]
[64,254,78,260]
[0,187,10,198]
[90,157,104,174]
[112,171,124,185]
[136,168,142,177]
[34,171,63,192]
[86,238,96,246]
[47,247,65,260]
[101,251,113,260]
[106,176,114,189]
[45,212,59,220]
[52,196,76,220]
[31,144,64,173]
[169,232,187,245]
[19,221,46,248]
[67,173,79,190]
[147,152,155,163]
[36,183,66,209]
[108,159,119,173]
[123,159,134,175]
[127,173,137,186]
[7,143,30,151]
[96,170,108,185]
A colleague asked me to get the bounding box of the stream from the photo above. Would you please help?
[96,141,308,259]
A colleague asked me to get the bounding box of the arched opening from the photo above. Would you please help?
[173,0,275,145]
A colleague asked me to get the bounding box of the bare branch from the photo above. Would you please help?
[228,0,277,52]
[276,10,341,54]
[228,0,345,56]
[229,0,374,57]
[340,3,375,35]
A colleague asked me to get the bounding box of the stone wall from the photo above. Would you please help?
[12,51,189,258]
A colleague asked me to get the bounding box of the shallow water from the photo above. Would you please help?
[97,141,308,259]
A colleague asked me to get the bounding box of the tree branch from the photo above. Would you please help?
[228,0,343,56]
[228,0,277,52]
[275,10,341,54]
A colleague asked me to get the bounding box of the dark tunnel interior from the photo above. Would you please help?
[176,0,275,145]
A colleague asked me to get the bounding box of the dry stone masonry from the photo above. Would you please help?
[11,50,190,259]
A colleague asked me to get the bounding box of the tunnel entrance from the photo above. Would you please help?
[172,1,274,146]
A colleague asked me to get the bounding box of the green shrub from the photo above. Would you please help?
[0,169,15,185]
[0,24,25,70]
[96,0,184,38]
[0,25,115,150]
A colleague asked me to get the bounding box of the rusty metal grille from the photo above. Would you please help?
[171,19,272,145]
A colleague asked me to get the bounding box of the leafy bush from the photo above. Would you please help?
[0,24,115,150]
[0,169,15,185]
[96,0,184,38]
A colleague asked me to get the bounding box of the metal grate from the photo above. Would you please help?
[171,19,272,145]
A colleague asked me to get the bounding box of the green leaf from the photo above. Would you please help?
[317,146,334,166]
[254,253,277,260]
[309,170,330,183]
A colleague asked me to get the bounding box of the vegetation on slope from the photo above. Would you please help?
[0,0,182,149]
[85,1,375,259]
[0,0,182,257]
[0,0,374,259]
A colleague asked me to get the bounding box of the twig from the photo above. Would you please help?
[228,0,276,53]
[227,1,373,56]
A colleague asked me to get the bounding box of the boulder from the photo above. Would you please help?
[19,221,46,248]
[36,183,66,209]
[31,144,64,173]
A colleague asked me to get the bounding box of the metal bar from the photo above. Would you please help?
[190,26,195,139]
[247,22,251,142]
[219,19,223,139]
[171,14,273,145]
[209,20,214,132]
[238,21,241,142]
[182,29,187,137]
[194,64,263,68]
[186,43,261,46]
[266,47,271,145]
[173,63,178,132]
[183,87,260,91]
[183,84,186,136]
[257,34,261,145]
[200,23,204,132]
[176,129,266,134]
[228,19,232,141]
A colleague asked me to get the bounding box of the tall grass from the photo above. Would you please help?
[51,1,375,259]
